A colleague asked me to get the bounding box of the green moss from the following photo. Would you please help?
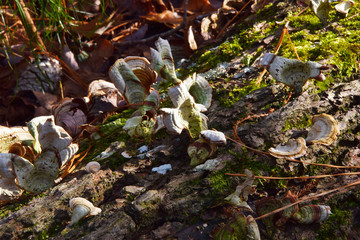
[255,3,277,21]
[305,154,332,176]
[228,148,289,190]
[208,169,232,194]
[213,214,248,240]
[218,80,267,108]
[35,220,66,240]
[195,36,244,72]
[288,9,323,32]
[36,229,49,240]
[0,192,44,219]
[282,113,312,131]
[159,97,173,108]
[316,208,351,240]
[277,9,360,86]
[315,74,334,93]
[181,14,275,77]
[104,109,135,123]
[105,151,131,171]
[100,115,131,136]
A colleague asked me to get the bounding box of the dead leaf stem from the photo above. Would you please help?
[15,0,47,52]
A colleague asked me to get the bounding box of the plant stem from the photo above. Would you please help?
[15,0,47,52]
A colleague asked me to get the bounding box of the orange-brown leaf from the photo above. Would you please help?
[144,10,183,25]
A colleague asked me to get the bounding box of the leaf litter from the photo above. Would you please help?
[0,0,360,239]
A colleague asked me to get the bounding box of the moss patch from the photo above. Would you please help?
[0,193,45,219]
[278,6,360,87]
[282,113,312,131]
[316,208,351,239]
[216,79,269,108]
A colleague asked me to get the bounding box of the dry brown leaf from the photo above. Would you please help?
[115,0,156,16]
[181,0,216,12]
[0,93,36,126]
[79,39,114,73]
[251,0,273,13]
[71,12,116,38]
[144,10,183,25]
[187,25,198,50]
[61,45,79,71]
[53,98,88,137]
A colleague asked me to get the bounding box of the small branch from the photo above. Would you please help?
[254,178,360,221]
[15,0,47,52]
[226,171,360,180]
[215,0,253,39]
[284,157,360,169]
[226,135,270,157]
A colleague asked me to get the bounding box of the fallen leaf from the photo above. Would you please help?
[53,98,88,137]
[62,45,79,71]
[188,25,198,50]
[181,0,216,12]
[144,10,183,25]
[80,39,114,73]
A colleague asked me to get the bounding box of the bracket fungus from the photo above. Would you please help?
[269,137,307,159]
[160,97,208,138]
[159,72,212,138]
[85,161,101,173]
[261,53,327,94]
[307,0,332,24]
[214,213,260,240]
[150,37,180,85]
[187,130,226,166]
[335,1,355,17]
[183,73,212,110]
[69,197,101,226]
[109,57,156,106]
[0,126,33,153]
[123,90,160,139]
[0,154,23,202]
[305,113,339,145]
[224,169,256,210]
[291,204,331,224]
[256,192,331,228]
[0,116,78,197]
[124,56,157,94]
